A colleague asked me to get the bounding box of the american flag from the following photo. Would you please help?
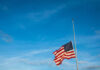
[53,41,76,65]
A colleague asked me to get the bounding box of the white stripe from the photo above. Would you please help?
[55,49,64,56]
[54,57,62,62]
[56,61,61,65]
[54,51,57,55]
[56,52,64,58]
[60,47,64,49]
[64,52,75,55]
[64,55,75,58]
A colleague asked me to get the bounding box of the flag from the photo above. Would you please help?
[53,41,76,65]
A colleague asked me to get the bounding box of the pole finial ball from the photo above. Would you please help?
[72,18,74,23]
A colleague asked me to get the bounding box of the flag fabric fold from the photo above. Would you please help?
[53,41,76,65]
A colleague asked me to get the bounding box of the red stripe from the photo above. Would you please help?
[55,51,75,59]
[63,54,76,58]
[58,47,64,52]
[54,58,63,65]
[56,61,62,65]
[55,55,63,60]
[54,59,61,63]
[64,53,75,56]
[55,48,64,56]
[55,51,64,58]
[66,50,74,54]
[54,51,75,61]
[53,46,64,55]
[54,58,61,62]
[60,46,64,49]
[53,50,58,55]
[54,57,63,63]
[63,56,76,59]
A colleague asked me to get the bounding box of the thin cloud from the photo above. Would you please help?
[0,30,12,42]
[0,4,8,11]
[19,24,26,30]
[2,6,8,11]
[25,49,51,56]
[95,30,100,34]
[20,58,75,67]
[53,34,100,48]
[0,48,100,70]
[24,47,58,57]
[85,65,100,70]
[28,4,66,22]
[76,34,100,48]
[0,48,55,66]
[20,58,54,66]
[78,61,89,64]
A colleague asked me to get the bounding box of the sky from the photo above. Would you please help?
[0,0,100,70]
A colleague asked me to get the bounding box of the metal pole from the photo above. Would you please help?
[72,18,79,70]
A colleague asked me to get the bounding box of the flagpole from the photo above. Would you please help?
[72,18,79,70]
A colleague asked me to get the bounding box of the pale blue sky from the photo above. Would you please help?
[0,0,100,70]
